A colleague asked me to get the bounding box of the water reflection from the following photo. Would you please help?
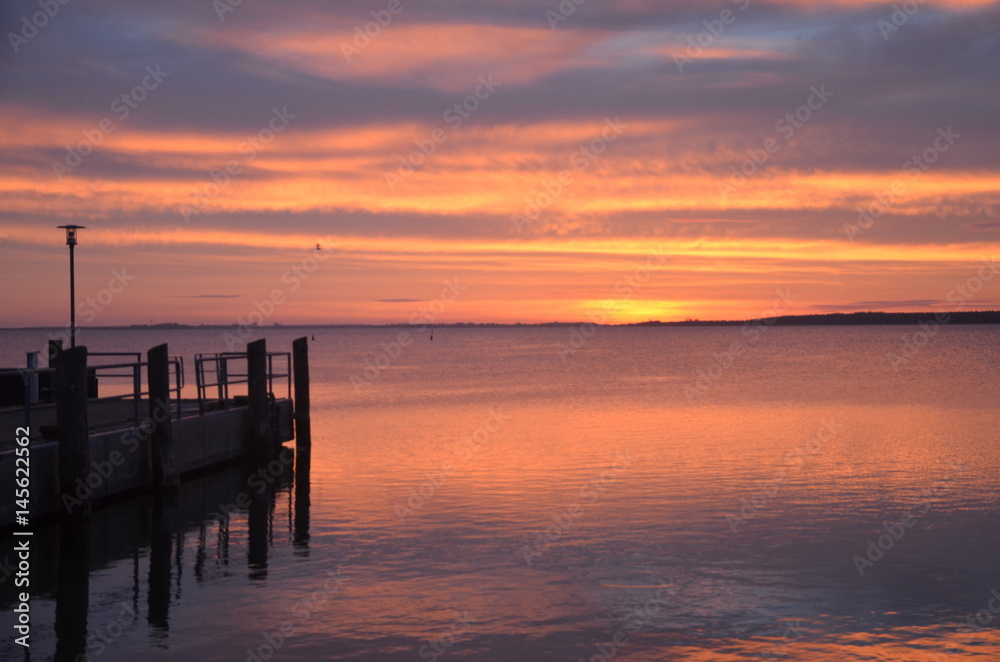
[3,327,1000,660]
[247,489,270,580]
[294,449,311,553]
[147,495,175,638]
[9,447,308,660]
[54,517,89,662]
[193,521,207,583]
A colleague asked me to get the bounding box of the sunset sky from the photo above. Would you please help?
[1,0,998,326]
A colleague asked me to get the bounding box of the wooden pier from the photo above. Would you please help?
[0,337,311,530]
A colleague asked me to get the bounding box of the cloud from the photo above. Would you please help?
[1,0,999,324]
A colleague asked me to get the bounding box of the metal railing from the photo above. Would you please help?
[194,351,290,415]
[86,355,185,429]
[0,366,44,435]
[0,353,184,440]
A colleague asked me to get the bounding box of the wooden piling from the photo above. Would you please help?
[246,338,271,458]
[25,350,39,405]
[148,343,179,492]
[292,336,311,450]
[56,345,90,516]
[48,338,63,367]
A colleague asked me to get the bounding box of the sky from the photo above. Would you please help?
[1,0,998,326]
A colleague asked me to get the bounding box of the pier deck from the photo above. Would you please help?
[0,337,308,531]
[0,399,211,449]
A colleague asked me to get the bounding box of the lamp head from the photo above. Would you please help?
[57,224,86,246]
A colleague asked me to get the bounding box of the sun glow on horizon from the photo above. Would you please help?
[2,0,999,326]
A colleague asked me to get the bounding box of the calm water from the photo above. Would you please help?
[1,325,999,661]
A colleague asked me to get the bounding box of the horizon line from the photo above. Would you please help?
[4,309,1000,331]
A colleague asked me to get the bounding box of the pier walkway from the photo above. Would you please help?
[0,337,309,530]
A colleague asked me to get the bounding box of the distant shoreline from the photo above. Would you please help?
[4,310,1000,330]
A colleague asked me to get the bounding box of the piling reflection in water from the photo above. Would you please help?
[294,448,311,553]
[10,326,1000,661]
[54,517,89,662]
[32,446,305,661]
[247,488,270,580]
[193,521,207,582]
[147,495,176,638]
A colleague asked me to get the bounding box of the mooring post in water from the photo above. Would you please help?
[293,336,311,450]
[247,338,271,458]
[148,343,179,492]
[56,345,90,515]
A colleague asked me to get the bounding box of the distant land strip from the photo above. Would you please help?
[5,311,1000,330]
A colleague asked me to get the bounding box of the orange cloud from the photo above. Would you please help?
[174,23,607,92]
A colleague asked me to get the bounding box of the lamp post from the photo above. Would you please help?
[57,225,85,348]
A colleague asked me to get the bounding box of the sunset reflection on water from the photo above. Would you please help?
[0,325,998,660]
